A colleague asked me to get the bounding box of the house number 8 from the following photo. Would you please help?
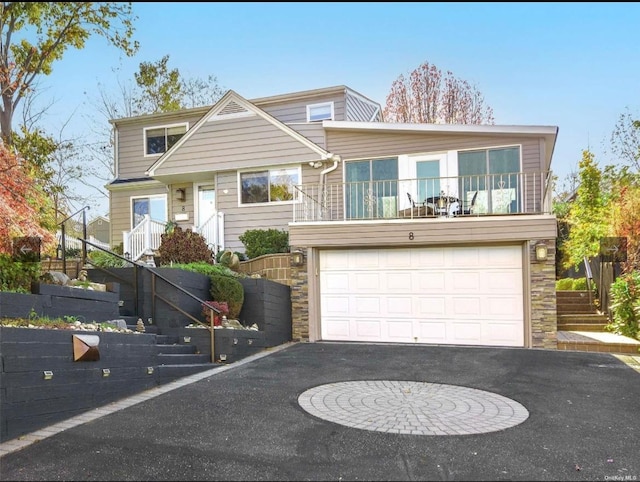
[409,232,414,240]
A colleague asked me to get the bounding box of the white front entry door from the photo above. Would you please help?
[319,245,524,347]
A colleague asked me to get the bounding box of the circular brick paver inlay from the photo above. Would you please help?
[298,380,529,436]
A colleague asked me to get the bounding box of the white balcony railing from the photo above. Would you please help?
[196,211,225,257]
[293,171,552,223]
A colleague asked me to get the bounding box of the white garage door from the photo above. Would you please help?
[319,245,524,347]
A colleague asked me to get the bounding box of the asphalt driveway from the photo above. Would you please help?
[1,342,639,481]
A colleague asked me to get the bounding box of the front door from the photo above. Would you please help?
[197,185,216,226]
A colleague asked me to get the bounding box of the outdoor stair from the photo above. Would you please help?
[123,317,216,384]
[556,290,640,355]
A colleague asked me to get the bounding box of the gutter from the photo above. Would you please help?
[318,153,341,220]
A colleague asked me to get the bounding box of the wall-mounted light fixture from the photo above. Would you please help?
[146,367,154,375]
[175,188,186,202]
[535,242,548,262]
[43,370,53,380]
[183,336,191,344]
[56,244,63,260]
[308,161,323,169]
[102,368,111,378]
[290,249,305,267]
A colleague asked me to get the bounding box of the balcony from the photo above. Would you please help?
[293,171,552,223]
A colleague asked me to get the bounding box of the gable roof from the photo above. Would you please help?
[145,90,332,176]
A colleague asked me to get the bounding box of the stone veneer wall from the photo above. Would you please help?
[238,253,291,286]
[289,248,309,342]
[529,239,558,349]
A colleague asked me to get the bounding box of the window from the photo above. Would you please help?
[458,146,521,214]
[144,124,187,156]
[345,158,398,219]
[307,102,334,122]
[132,195,167,227]
[239,167,300,204]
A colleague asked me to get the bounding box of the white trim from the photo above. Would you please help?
[106,179,165,191]
[143,122,189,157]
[322,120,558,136]
[307,102,334,122]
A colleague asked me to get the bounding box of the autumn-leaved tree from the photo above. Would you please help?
[383,61,494,125]
[0,143,56,256]
[0,2,139,147]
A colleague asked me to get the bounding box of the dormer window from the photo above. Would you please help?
[307,102,334,122]
[144,123,187,156]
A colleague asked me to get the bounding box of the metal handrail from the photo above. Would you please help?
[57,206,90,275]
[82,239,221,363]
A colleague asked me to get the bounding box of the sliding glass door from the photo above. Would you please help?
[345,158,398,219]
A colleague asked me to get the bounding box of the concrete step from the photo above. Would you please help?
[557,331,640,355]
[557,323,609,332]
[558,313,609,324]
[557,304,599,314]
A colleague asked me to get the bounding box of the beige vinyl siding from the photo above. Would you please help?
[289,215,557,248]
[326,131,546,172]
[109,183,168,247]
[286,123,326,149]
[154,116,324,177]
[260,94,346,123]
[116,113,204,179]
[215,171,295,253]
[345,92,381,122]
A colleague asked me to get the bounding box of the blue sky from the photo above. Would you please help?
[37,2,640,215]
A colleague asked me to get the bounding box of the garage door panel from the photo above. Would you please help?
[321,272,349,291]
[416,271,446,291]
[417,320,447,342]
[320,245,524,347]
[386,296,413,315]
[322,295,350,315]
[323,319,351,338]
[416,296,446,316]
[385,320,413,341]
[353,272,382,291]
[355,320,381,338]
[354,296,381,314]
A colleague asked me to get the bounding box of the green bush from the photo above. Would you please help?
[238,228,289,259]
[87,250,130,268]
[606,271,640,340]
[555,277,594,291]
[170,261,245,278]
[555,278,574,290]
[0,254,40,292]
[157,227,214,266]
[210,272,244,319]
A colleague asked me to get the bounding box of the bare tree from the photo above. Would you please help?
[384,61,494,125]
[609,108,640,172]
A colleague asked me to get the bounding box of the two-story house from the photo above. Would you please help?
[107,85,558,351]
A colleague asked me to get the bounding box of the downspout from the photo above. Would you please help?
[319,153,341,220]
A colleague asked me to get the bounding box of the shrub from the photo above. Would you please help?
[201,300,229,326]
[170,261,245,278]
[157,227,214,266]
[239,228,289,259]
[0,254,40,292]
[606,271,640,340]
[210,272,244,319]
[555,278,574,290]
[572,278,590,290]
[87,250,130,268]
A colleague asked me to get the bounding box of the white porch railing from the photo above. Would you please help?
[196,211,225,258]
[123,212,225,261]
[293,171,552,222]
[123,215,167,261]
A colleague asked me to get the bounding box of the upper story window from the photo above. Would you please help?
[144,123,187,156]
[239,167,300,204]
[307,102,334,122]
